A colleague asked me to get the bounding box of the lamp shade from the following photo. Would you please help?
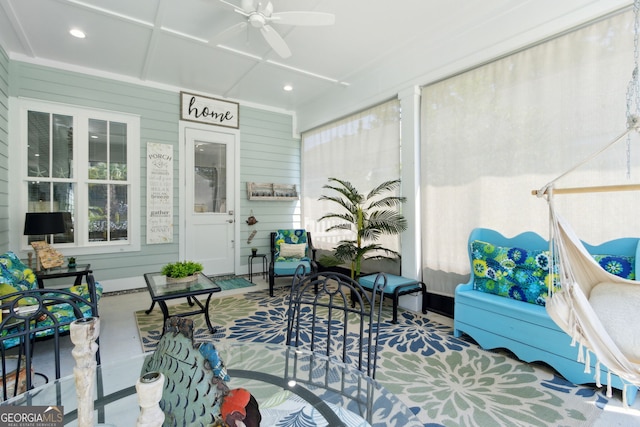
[23,212,67,236]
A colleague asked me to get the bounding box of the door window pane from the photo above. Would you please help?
[193,142,226,213]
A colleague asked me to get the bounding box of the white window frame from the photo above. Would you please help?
[11,97,141,255]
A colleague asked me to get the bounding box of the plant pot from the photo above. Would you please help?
[251,249,257,256]
[166,273,199,284]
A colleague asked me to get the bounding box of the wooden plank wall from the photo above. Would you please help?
[0,47,9,252]
[9,61,300,280]
[239,106,301,256]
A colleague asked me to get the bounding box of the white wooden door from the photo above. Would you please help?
[184,127,236,274]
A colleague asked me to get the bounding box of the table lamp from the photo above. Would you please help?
[23,212,66,271]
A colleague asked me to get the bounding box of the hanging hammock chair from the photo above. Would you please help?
[535,120,640,404]
[544,205,640,400]
[535,2,640,393]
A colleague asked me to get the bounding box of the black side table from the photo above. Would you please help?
[247,254,267,283]
[35,264,92,288]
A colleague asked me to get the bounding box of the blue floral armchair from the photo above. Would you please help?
[268,230,317,296]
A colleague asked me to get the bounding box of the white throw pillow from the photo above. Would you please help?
[589,281,640,363]
[279,243,306,259]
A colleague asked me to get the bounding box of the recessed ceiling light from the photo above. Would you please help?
[69,29,86,39]
[283,85,293,92]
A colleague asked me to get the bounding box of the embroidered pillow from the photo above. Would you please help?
[279,243,306,259]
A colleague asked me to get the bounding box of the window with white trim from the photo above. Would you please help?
[17,99,140,253]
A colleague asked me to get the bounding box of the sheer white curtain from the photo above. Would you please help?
[302,99,401,251]
[421,9,640,297]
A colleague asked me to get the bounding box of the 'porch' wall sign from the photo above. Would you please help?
[180,91,239,129]
[146,142,173,244]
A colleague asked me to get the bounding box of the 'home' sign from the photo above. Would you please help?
[180,91,239,129]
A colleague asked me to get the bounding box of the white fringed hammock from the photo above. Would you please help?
[531,0,640,403]
[545,205,640,403]
[535,123,640,405]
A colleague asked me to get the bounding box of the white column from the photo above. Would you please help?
[398,86,423,312]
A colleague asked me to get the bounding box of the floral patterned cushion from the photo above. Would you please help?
[274,229,310,262]
[471,240,554,306]
[592,254,635,280]
[471,240,637,306]
[0,252,36,292]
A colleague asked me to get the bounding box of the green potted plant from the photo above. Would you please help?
[318,177,407,279]
[67,257,77,268]
[161,260,203,283]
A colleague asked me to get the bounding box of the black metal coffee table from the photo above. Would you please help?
[143,272,221,333]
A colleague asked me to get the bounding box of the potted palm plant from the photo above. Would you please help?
[318,177,407,279]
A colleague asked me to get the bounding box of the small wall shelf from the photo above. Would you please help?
[247,182,299,201]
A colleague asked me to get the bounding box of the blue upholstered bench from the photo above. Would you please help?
[359,274,427,323]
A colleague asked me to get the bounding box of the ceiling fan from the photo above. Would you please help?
[214,0,335,58]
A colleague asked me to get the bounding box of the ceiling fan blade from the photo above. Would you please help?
[257,1,273,16]
[210,21,247,44]
[260,25,291,58]
[241,0,257,13]
[270,11,335,26]
[218,0,252,15]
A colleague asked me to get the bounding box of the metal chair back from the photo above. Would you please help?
[286,268,386,378]
[0,273,100,401]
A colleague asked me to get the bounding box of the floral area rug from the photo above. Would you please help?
[134,289,607,426]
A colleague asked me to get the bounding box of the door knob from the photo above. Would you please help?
[227,219,234,223]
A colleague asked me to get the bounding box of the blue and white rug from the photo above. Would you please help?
[135,289,610,426]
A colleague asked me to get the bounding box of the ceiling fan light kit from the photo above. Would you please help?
[215,0,335,58]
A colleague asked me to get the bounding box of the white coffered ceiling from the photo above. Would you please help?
[0,0,631,130]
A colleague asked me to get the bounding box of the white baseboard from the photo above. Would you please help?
[98,276,148,293]
[98,270,264,295]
